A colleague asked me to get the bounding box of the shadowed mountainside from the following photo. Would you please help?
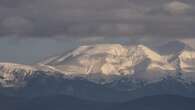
[0,94,195,110]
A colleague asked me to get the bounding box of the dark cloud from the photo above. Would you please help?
[1,0,195,64]
[0,0,194,38]
[1,16,34,35]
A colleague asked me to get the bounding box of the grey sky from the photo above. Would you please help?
[0,0,194,63]
[0,0,195,37]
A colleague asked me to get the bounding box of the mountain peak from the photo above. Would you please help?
[40,44,169,77]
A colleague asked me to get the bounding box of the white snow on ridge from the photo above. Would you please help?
[0,63,36,87]
[0,62,35,76]
[40,44,177,78]
[0,63,61,87]
[0,43,195,86]
[179,50,195,72]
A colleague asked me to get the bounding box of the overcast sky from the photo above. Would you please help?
[0,0,194,64]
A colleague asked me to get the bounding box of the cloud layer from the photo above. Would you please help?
[0,0,194,39]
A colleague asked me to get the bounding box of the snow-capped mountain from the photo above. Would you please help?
[0,42,195,85]
[0,42,195,102]
[0,63,62,87]
[40,44,175,80]
[157,41,195,80]
[0,63,35,87]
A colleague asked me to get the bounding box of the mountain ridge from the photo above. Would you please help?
[0,42,195,102]
[0,43,195,85]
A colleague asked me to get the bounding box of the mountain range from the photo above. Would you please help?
[0,41,195,102]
